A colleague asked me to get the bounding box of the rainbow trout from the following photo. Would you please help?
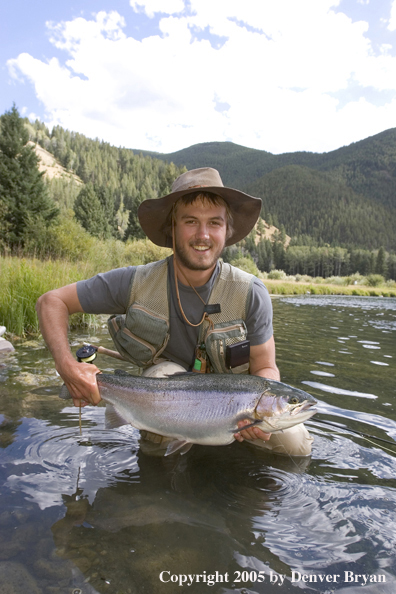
[59,373,317,455]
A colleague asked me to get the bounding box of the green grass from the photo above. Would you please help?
[263,279,396,297]
[0,239,172,337]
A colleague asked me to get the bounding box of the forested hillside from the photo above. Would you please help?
[140,129,396,211]
[1,105,395,281]
[27,119,186,238]
[245,166,396,252]
[138,130,396,252]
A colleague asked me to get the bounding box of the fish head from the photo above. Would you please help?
[254,381,317,431]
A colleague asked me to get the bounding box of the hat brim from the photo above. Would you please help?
[138,186,262,247]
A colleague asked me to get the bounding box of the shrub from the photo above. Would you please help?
[267,269,287,280]
[230,257,259,276]
[365,274,385,287]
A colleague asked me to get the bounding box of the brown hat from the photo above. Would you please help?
[138,167,261,247]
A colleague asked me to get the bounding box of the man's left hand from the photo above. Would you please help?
[234,419,271,443]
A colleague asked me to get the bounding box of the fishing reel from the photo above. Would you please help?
[76,345,98,364]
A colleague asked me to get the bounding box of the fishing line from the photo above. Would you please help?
[307,418,396,454]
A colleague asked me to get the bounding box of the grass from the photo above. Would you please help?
[1,246,395,338]
[263,279,396,297]
[0,239,172,337]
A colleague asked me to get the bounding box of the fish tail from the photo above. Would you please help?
[59,384,72,400]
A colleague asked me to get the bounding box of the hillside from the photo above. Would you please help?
[136,129,396,250]
[28,119,396,252]
[245,166,396,251]
[138,141,276,188]
[138,129,396,210]
[29,141,83,185]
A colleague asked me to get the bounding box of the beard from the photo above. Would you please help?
[174,239,225,271]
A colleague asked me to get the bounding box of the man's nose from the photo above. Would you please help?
[195,223,210,238]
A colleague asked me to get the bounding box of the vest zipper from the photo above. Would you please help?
[131,304,169,323]
[121,327,157,357]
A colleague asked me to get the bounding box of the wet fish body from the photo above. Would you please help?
[60,373,316,454]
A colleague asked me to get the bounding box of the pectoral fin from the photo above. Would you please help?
[232,419,262,433]
[105,404,130,429]
[165,440,194,456]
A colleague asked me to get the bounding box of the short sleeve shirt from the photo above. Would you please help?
[77,258,273,369]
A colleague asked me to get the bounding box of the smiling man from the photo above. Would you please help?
[36,167,313,456]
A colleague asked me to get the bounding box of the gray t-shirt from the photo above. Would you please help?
[77,258,273,369]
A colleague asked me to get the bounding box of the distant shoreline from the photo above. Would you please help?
[264,279,396,298]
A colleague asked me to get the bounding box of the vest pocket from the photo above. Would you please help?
[108,305,169,366]
[204,321,249,374]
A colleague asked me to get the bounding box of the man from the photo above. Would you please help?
[36,167,312,456]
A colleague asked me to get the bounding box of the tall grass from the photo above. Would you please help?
[0,238,172,337]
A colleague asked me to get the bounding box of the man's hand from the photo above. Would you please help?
[234,419,271,443]
[36,284,102,407]
[58,359,102,407]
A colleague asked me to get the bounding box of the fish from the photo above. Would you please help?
[59,372,317,455]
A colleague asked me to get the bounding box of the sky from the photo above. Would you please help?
[1,0,396,155]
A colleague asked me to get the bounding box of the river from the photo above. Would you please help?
[0,295,395,593]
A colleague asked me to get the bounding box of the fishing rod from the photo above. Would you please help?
[307,417,396,450]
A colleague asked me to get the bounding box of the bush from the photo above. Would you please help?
[230,257,259,276]
[365,274,385,287]
[267,269,287,280]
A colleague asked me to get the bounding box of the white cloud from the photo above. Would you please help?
[129,0,184,18]
[7,1,396,154]
[388,0,396,30]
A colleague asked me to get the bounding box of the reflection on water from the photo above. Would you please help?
[0,296,395,593]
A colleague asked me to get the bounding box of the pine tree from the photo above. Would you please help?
[0,104,58,249]
[74,183,107,238]
[375,246,387,276]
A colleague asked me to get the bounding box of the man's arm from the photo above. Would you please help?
[234,336,280,443]
[249,337,280,380]
[36,284,101,406]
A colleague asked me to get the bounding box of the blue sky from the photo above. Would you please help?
[1,0,396,154]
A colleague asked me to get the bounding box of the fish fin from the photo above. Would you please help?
[105,404,130,429]
[59,384,72,400]
[114,369,133,377]
[232,419,262,433]
[165,440,193,456]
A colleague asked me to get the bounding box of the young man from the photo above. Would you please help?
[36,167,313,456]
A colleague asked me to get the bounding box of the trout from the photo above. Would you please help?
[60,372,316,455]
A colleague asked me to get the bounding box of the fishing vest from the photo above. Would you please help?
[108,257,254,374]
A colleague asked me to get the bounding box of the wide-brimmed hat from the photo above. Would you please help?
[138,167,262,247]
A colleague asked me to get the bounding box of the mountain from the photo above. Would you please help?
[136,129,396,250]
[28,116,396,251]
[138,141,275,188]
[137,129,396,209]
[245,165,396,251]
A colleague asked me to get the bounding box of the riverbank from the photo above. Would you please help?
[264,278,396,297]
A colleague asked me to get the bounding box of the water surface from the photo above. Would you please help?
[0,296,395,593]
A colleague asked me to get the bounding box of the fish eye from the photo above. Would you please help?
[290,397,300,404]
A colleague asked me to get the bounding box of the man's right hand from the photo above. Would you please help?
[36,283,102,407]
[57,359,102,407]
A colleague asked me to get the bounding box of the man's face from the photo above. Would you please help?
[173,200,228,271]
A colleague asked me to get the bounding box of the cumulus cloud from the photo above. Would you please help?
[388,0,396,30]
[7,1,396,153]
[129,0,184,18]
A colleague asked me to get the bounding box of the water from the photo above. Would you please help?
[0,296,395,594]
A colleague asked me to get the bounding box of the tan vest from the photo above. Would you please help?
[108,257,254,373]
